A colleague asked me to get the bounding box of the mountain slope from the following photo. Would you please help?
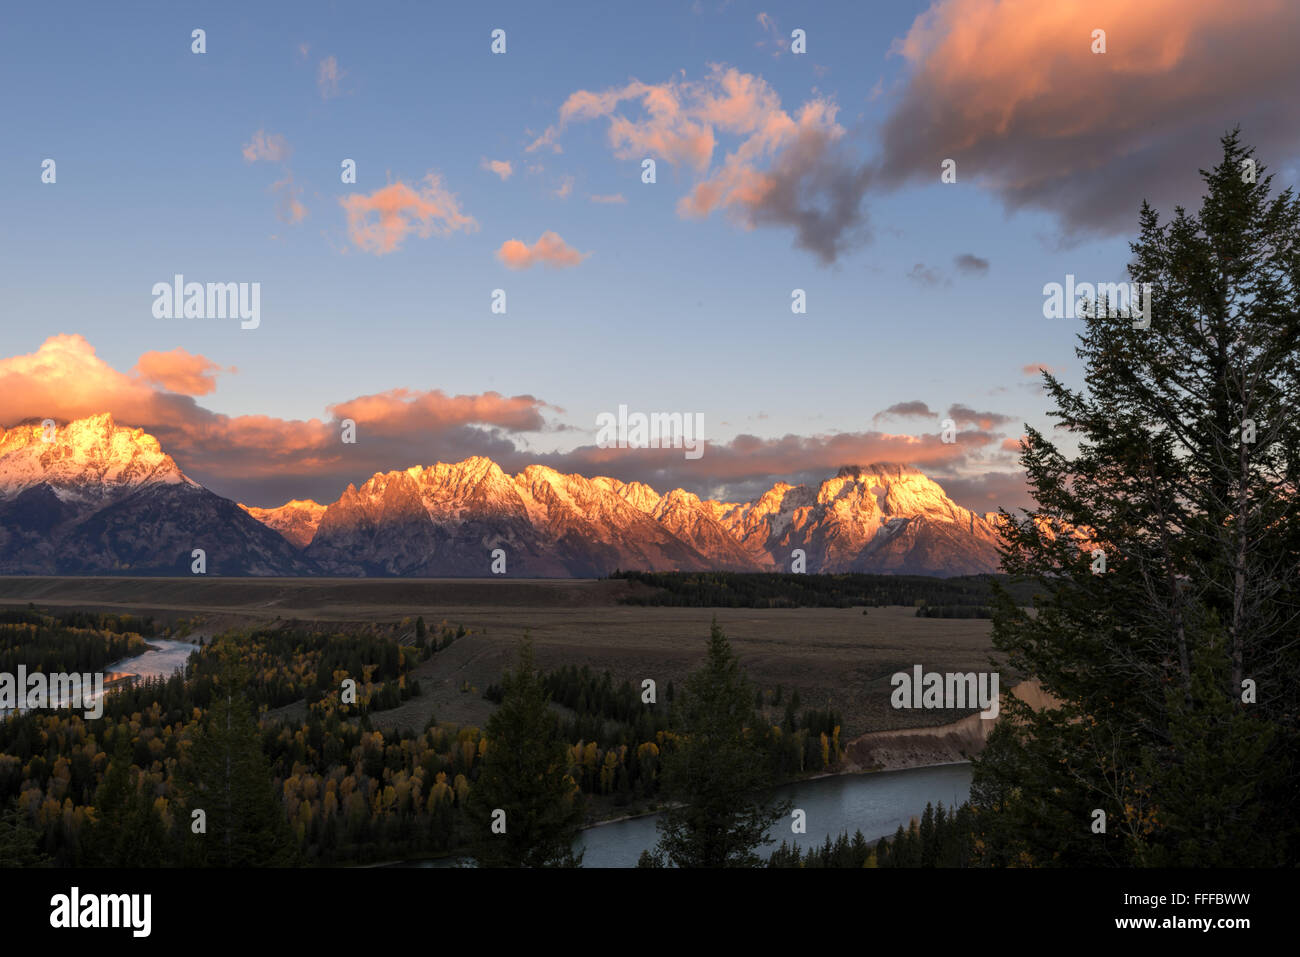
[0,416,313,575]
[0,415,1006,577]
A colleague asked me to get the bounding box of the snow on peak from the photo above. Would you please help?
[0,414,192,502]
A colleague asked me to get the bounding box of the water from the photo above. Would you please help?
[574,762,973,867]
[2,638,195,717]
[409,762,973,868]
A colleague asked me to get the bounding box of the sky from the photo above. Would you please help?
[2,0,1298,511]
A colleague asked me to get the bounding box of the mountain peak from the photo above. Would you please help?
[0,414,191,503]
[0,419,1005,576]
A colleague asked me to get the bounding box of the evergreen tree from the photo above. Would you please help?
[467,637,584,867]
[0,801,50,867]
[975,130,1300,866]
[650,620,791,867]
[181,690,296,866]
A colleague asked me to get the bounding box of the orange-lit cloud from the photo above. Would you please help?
[132,349,234,396]
[948,404,1015,430]
[341,172,478,255]
[1022,362,1056,376]
[480,157,513,180]
[496,231,588,269]
[873,400,937,422]
[531,65,871,262]
[0,336,553,506]
[878,0,1300,235]
[0,336,1028,512]
[242,130,291,164]
[272,175,307,224]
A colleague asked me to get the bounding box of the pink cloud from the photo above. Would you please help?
[877,0,1300,235]
[272,175,307,224]
[0,335,553,506]
[132,348,234,396]
[340,172,477,255]
[480,158,513,180]
[242,130,291,164]
[0,336,1029,512]
[530,65,871,262]
[496,231,588,269]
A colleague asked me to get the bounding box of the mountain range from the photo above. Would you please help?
[0,414,1005,577]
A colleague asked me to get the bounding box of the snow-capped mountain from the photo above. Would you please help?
[0,416,1006,577]
[239,499,326,549]
[0,413,192,505]
[290,460,1003,577]
[0,416,312,575]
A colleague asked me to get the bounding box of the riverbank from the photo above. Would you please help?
[840,679,1056,772]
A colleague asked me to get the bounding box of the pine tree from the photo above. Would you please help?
[974,130,1300,866]
[181,690,296,866]
[650,619,791,867]
[467,637,584,867]
[0,801,50,867]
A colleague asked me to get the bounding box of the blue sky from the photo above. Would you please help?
[2,0,1295,509]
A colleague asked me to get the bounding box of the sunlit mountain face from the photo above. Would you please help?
[0,416,1002,577]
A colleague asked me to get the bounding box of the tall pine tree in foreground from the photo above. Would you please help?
[177,667,296,866]
[467,636,584,867]
[647,620,790,867]
[974,130,1300,866]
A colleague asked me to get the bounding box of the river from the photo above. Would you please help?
[1,637,196,717]
[402,761,973,868]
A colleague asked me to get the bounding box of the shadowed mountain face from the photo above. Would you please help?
[0,416,1004,577]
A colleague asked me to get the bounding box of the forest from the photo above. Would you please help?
[0,611,847,866]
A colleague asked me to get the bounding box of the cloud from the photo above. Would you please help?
[1021,362,1056,376]
[531,425,1001,503]
[242,130,291,164]
[132,349,234,396]
[953,253,989,275]
[530,65,872,263]
[906,262,949,287]
[272,175,307,224]
[755,11,787,56]
[317,55,343,99]
[0,336,1029,511]
[1000,436,1026,452]
[948,403,1015,429]
[588,193,627,204]
[244,131,306,224]
[877,0,1300,237]
[480,158,513,180]
[932,469,1035,515]
[873,400,936,422]
[496,231,588,269]
[553,175,574,199]
[0,335,554,506]
[340,172,477,255]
